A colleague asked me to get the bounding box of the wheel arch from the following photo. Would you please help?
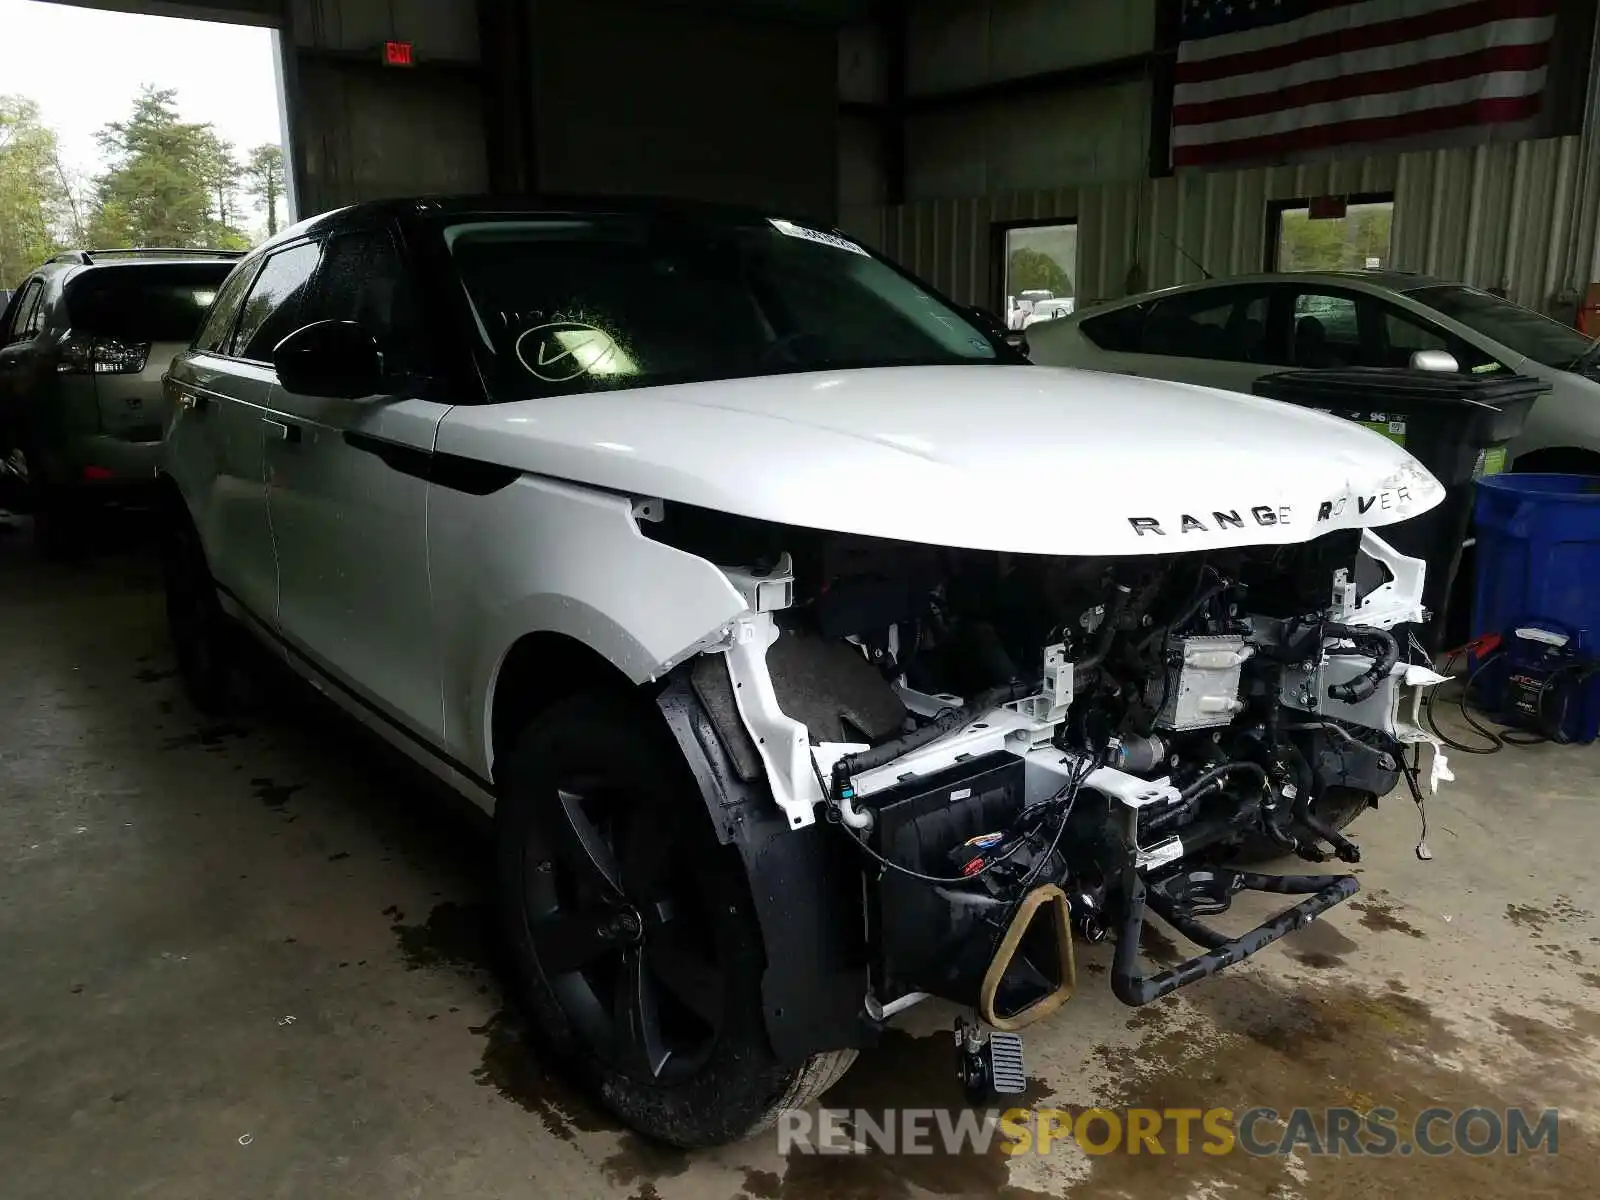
[487,628,640,783]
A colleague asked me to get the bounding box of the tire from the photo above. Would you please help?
[1235,786,1372,864]
[21,451,82,560]
[162,506,236,715]
[495,690,854,1147]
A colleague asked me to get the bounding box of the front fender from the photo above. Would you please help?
[428,473,747,778]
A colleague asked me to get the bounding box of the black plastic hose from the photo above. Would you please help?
[1178,761,1268,802]
[832,681,1024,783]
[1324,623,1399,704]
[1076,583,1132,673]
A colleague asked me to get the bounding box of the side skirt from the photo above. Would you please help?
[215,587,498,815]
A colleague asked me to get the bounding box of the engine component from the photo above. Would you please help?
[1107,733,1167,775]
[859,752,1076,1017]
[1145,635,1255,731]
[699,518,1448,1028]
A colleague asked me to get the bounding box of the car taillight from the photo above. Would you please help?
[56,333,150,375]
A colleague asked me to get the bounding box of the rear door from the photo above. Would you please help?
[63,263,237,444]
[1082,285,1282,394]
[168,243,320,627]
[264,225,449,741]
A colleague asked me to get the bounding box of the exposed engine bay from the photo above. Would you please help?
[652,508,1452,1036]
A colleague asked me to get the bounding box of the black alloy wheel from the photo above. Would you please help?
[496,690,857,1146]
[524,772,724,1083]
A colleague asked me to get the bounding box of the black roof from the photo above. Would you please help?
[259,193,804,254]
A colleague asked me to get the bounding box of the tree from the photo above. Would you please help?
[87,85,248,250]
[50,147,88,248]
[242,143,285,237]
[1007,246,1074,297]
[196,129,246,246]
[0,96,68,288]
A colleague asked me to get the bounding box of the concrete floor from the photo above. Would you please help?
[1,513,1597,1200]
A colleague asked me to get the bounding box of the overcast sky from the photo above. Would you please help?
[0,0,283,176]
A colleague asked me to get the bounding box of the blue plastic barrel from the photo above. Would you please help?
[1472,473,1600,740]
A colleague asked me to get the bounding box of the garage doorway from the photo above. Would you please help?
[996,219,1078,331]
[1268,194,1394,274]
[0,0,290,286]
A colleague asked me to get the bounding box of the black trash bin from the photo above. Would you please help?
[1251,367,1544,651]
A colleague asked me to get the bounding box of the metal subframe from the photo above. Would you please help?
[1110,861,1360,1007]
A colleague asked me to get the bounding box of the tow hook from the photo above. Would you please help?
[954,1018,1028,1104]
[1301,813,1362,863]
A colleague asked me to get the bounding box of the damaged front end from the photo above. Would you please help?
[656,515,1452,1070]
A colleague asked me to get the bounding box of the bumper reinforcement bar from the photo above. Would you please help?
[1110,867,1359,1007]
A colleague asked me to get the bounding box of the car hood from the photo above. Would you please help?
[437,364,1445,556]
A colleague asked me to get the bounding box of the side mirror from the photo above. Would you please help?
[967,305,1029,355]
[1409,348,1459,373]
[273,320,385,398]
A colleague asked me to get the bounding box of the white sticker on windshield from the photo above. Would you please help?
[769,218,868,256]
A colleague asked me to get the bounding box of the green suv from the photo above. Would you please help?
[0,249,241,552]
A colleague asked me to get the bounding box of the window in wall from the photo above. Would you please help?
[999,221,1077,330]
[1270,196,1394,273]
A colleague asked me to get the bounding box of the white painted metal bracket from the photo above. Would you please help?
[720,611,822,830]
[1351,530,1428,629]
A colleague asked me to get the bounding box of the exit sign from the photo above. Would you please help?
[383,40,414,67]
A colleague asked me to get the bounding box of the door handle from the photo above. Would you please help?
[262,417,301,444]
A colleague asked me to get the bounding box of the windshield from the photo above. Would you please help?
[65,263,234,343]
[1409,283,1596,369]
[442,214,1003,396]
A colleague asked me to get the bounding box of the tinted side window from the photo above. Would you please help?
[1079,302,1149,352]
[1290,291,1362,368]
[230,242,322,361]
[21,283,48,337]
[1142,289,1270,362]
[194,261,261,354]
[5,280,44,343]
[299,230,421,372]
[1380,305,1506,374]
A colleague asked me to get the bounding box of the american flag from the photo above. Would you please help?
[1172,0,1559,167]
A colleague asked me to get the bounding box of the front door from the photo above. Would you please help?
[265,227,449,742]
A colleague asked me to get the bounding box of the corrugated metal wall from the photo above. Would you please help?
[287,0,488,214]
[841,134,1591,316]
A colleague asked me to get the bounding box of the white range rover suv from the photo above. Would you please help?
[160,197,1452,1147]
